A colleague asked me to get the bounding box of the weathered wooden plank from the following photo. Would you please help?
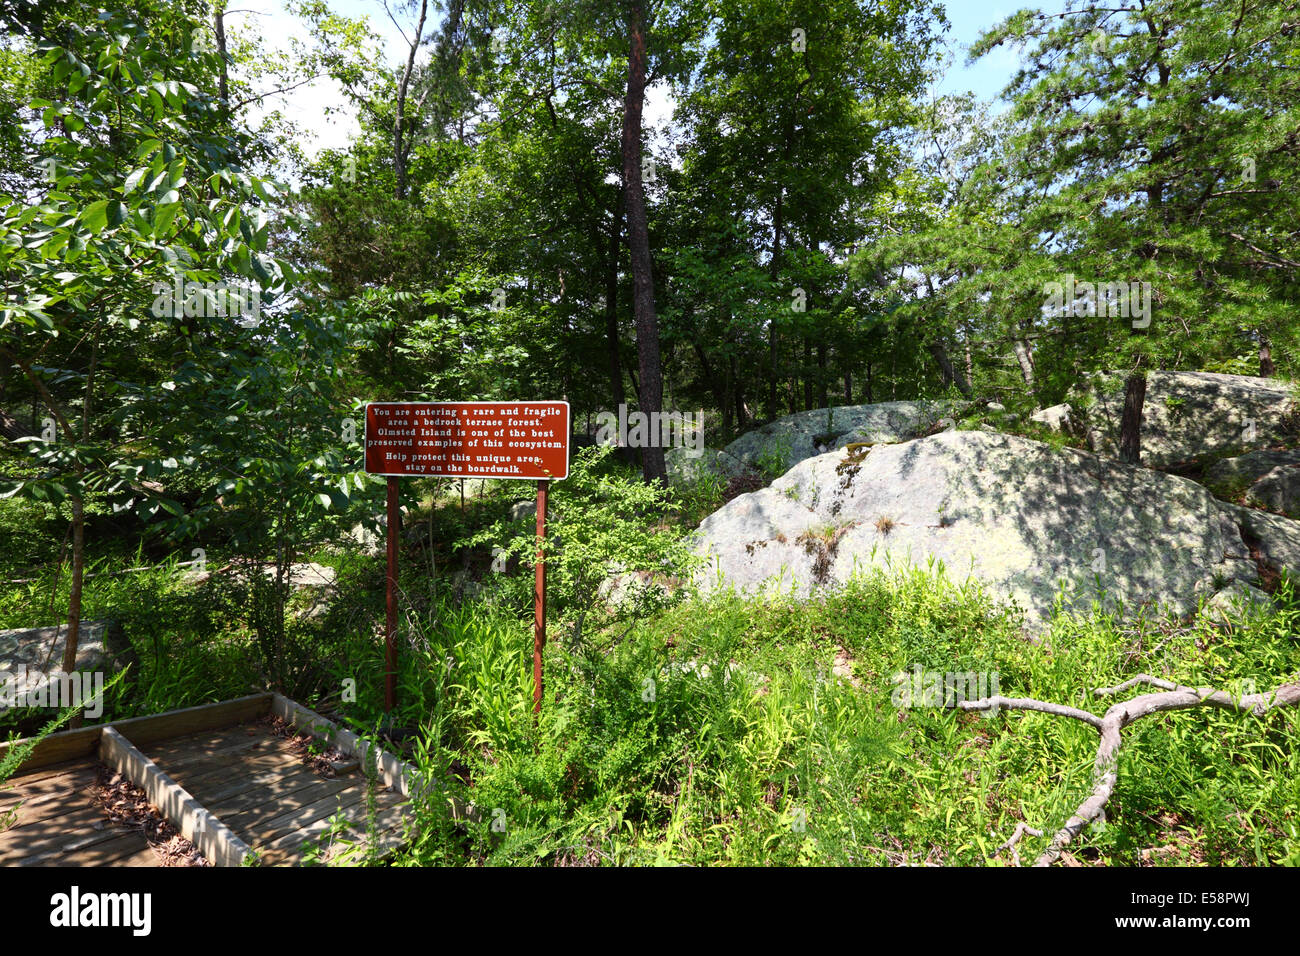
[162,749,306,796]
[0,796,104,842]
[20,828,154,867]
[138,724,270,762]
[0,756,97,786]
[99,726,253,868]
[2,810,131,863]
[216,783,368,844]
[0,773,97,831]
[0,761,97,806]
[255,790,409,866]
[0,693,273,775]
[148,732,285,779]
[196,765,357,824]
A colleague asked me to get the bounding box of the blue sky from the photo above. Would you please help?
[237,0,1070,158]
[932,0,1070,102]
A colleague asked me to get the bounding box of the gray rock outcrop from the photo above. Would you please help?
[1084,371,1296,468]
[694,430,1261,625]
[721,400,962,475]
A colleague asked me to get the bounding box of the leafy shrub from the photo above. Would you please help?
[458,446,700,625]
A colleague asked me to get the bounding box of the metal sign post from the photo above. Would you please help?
[385,476,399,713]
[364,401,570,714]
[533,479,548,714]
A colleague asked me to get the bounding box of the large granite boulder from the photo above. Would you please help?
[1084,371,1297,468]
[1217,502,1300,577]
[693,430,1259,626]
[664,447,754,485]
[1205,450,1300,517]
[0,621,134,715]
[721,400,963,475]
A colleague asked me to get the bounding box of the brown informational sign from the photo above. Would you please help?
[364,401,570,480]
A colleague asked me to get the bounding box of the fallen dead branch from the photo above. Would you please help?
[959,673,1300,867]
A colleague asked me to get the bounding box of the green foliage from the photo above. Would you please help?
[303,565,1300,866]
[668,468,728,528]
[460,446,700,624]
[753,434,794,481]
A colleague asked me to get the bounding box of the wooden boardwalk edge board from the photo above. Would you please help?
[270,694,418,797]
[99,726,255,868]
[0,692,274,774]
[270,694,476,824]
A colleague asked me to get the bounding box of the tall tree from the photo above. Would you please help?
[620,0,666,482]
[0,2,290,680]
[969,0,1300,455]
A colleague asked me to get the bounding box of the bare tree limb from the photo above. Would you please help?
[995,822,1044,867]
[959,674,1300,866]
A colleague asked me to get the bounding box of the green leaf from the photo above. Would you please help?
[80,199,109,233]
[123,167,148,194]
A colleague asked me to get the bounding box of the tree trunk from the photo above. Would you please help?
[928,341,972,397]
[768,192,784,418]
[802,338,813,409]
[730,355,748,430]
[393,0,429,201]
[844,370,853,404]
[1118,372,1147,465]
[816,344,828,409]
[604,193,626,411]
[691,333,728,432]
[963,330,974,394]
[1013,339,1036,388]
[213,3,229,109]
[621,0,666,484]
[62,492,85,677]
[721,371,733,436]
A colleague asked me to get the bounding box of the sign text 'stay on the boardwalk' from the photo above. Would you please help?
[364,401,570,480]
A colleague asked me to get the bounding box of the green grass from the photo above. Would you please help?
[310,568,1300,867]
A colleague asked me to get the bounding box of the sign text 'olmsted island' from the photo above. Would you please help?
[364,401,570,480]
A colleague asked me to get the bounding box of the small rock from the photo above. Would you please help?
[1202,583,1271,626]
[1030,403,1074,432]
[1246,464,1300,518]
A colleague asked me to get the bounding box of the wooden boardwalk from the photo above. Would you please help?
[143,721,410,865]
[0,758,157,866]
[0,694,421,867]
